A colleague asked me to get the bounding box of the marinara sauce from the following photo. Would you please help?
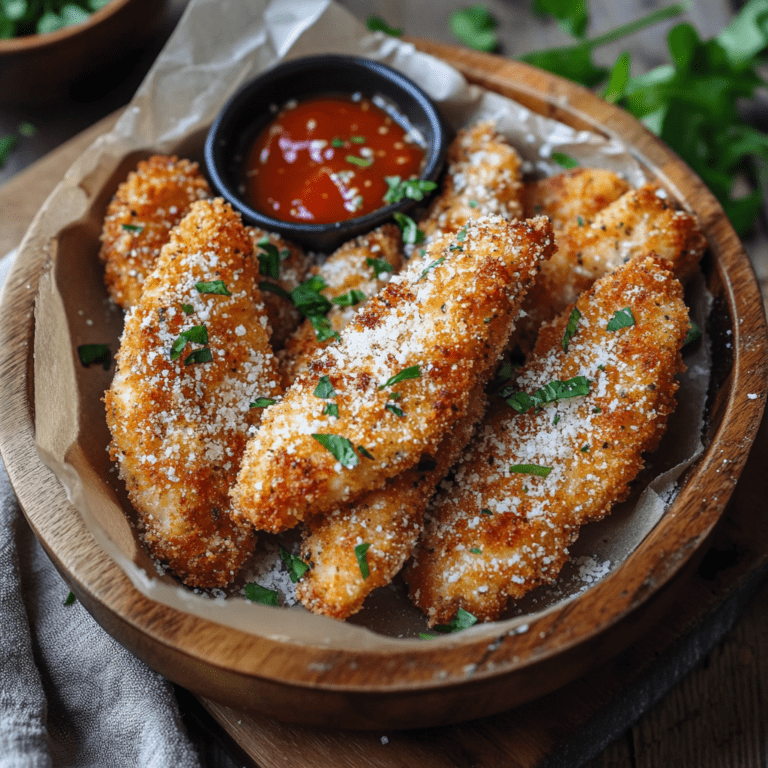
[245,94,425,224]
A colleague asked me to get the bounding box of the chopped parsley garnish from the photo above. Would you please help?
[332,289,366,307]
[279,546,310,583]
[551,151,579,169]
[434,607,478,633]
[509,464,553,478]
[449,244,463,252]
[77,343,111,369]
[121,223,143,233]
[470,547,482,554]
[250,397,276,408]
[309,315,339,343]
[323,403,340,418]
[258,281,291,300]
[606,306,635,331]
[313,375,336,399]
[388,392,402,401]
[593,406,602,413]
[489,360,517,393]
[331,137,344,148]
[383,176,438,203]
[456,227,467,242]
[481,508,493,515]
[418,256,445,281]
[354,542,371,579]
[393,212,424,245]
[357,445,375,460]
[256,238,281,280]
[379,365,421,389]
[469,199,478,208]
[195,280,231,296]
[312,434,359,468]
[346,154,373,168]
[170,325,208,360]
[503,375,591,413]
[577,215,585,226]
[562,306,581,351]
[385,404,405,417]
[181,303,194,315]
[292,275,332,317]
[553,413,561,425]
[64,591,76,606]
[581,444,590,452]
[350,136,366,144]
[366,14,402,36]
[366,257,394,278]
[184,348,214,365]
[683,319,702,346]
[245,582,279,607]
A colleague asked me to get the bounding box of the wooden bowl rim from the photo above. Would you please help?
[0,0,134,53]
[1,42,766,705]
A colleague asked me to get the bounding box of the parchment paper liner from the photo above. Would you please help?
[31,0,709,649]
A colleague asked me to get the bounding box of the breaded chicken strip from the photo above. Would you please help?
[521,168,630,232]
[297,391,486,620]
[99,155,211,308]
[420,122,523,241]
[279,223,403,384]
[232,215,555,533]
[516,184,706,352]
[105,199,282,588]
[405,256,689,625]
[247,227,310,350]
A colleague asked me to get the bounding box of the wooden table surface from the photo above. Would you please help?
[2,1,767,766]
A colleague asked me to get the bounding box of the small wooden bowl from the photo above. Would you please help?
[0,41,766,730]
[0,0,169,103]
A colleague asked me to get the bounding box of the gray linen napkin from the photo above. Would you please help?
[0,250,202,768]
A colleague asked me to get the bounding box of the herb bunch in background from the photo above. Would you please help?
[0,0,111,38]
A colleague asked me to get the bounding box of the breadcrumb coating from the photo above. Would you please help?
[105,198,282,588]
[279,223,404,385]
[405,256,689,625]
[231,215,555,533]
[99,155,211,308]
[420,121,524,241]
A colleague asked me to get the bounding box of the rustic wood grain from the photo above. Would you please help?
[0,32,767,767]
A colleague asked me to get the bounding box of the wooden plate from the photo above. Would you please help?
[1,41,766,730]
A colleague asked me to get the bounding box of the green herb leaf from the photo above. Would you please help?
[470,547,482,554]
[181,303,194,315]
[78,343,111,369]
[279,546,310,583]
[309,315,340,343]
[418,256,445,281]
[533,0,588,38]
[509,463,553,478]
[385,403,405,417]
[257,238,281,280]
[259,280,291,300]
[683,319,702,346]
[346,154,373,168]
[434,607,478,633]
[245,583,279,606]
[602,50,632,103]
[184,348,214,365]
[366,15,403,36]
[354,542,371,579]
[357,445,375,459]
[551,151,579,169]
[606,306,635,331]
[250,397,276,408]
[331,137,345,148]
[481,508,493,515]
[312,434,359,468]
[393,212,425,245]
[351,136,366,144]
[449,5,498,52]
[562,306,581,351]
[366,257,394,278]
[332,289,366,307]
[291,275,332,317]
[313,375,336,399]
[196,280,231,296]
[379,365,421,389]
[64,591,76,606]
[170,325,209,360]
[0,135,17,168]
[383,176,438,203]
[121,223,144,233]
[503,375,591,413]
[323,403,340,418]
[581,444,590,452]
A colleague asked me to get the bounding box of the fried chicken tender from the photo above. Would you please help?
[247,227,310,350]
[232,215,555,533]
[420,121,523,241]
[405,256,689,625]
[99,155,211,308]
[521,168,630,232]
[279,223,404,384]
[105,199,282,588]
[297,391,487,620]
[515,184,706,352]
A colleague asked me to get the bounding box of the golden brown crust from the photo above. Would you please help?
[231,215,555,533]
[420,121,523,241]
[279,223,404,385]
[405,256,689,625]
[99,155,211,308]
[105,198,281,588]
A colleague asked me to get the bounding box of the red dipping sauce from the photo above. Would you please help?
[245,94,426,224]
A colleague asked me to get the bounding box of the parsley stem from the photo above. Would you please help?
[585,2,690,51]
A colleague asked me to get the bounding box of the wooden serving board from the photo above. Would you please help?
[1,40,767,766]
